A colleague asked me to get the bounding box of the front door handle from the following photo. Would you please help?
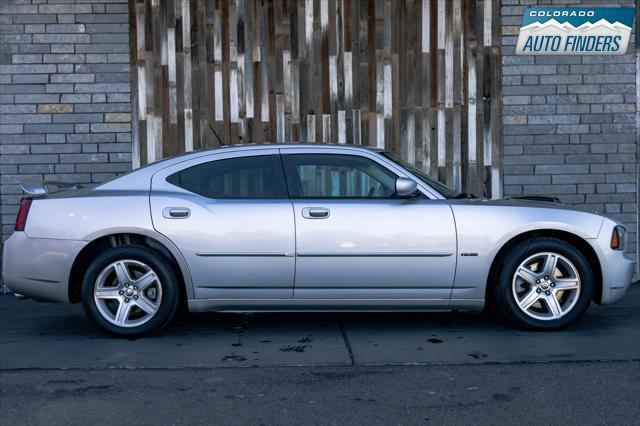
[163,207,191,219]
[302,207,330,219]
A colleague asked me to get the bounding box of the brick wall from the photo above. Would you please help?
[501,0,638,267]
[0,0,132,244]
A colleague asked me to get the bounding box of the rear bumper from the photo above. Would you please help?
[1,232,86,303]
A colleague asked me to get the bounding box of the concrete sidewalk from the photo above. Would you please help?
[1,285,638,425]
[1,284,638,369]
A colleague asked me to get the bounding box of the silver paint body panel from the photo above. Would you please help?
[280,146,456,301]
[2,232,85,303]
[150,148,296,300]
[2,144,635,312]
[449,199,605,301]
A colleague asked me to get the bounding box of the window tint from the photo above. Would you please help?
[166,155,287,199]
[283,154,398,198]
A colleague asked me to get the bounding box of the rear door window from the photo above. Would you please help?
[166,154,288,199]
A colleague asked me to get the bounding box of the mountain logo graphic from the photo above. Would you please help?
[516,8,635,55]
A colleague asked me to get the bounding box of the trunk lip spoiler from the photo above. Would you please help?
[19,181,81,195]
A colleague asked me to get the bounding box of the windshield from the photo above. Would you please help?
[381,152,459,199]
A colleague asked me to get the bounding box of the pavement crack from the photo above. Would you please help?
[339,317,357,366]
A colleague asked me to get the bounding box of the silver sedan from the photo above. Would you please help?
[2,144,635,336]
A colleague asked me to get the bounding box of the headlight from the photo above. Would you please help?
[610,225,626,251]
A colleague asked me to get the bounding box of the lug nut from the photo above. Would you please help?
[124,298,130,303]
[550,283,555,287]
[545,291,551,295]
[544,276,549,280]
[118,290,124,295]
[536,279,540,284]
[124,283,129,288]
[536,289,541,293]
[133,295,138,300]
[133,286,138,290]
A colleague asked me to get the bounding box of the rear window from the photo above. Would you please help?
[166,155,288,199]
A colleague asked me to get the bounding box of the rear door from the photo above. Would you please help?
[150,149,295,300]
[281,148,457,303]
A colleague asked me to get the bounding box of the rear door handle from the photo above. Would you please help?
[163,207,191,219]
[302,207,330,219]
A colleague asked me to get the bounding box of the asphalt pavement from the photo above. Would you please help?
[1,284,639,425]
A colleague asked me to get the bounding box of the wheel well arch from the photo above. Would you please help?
[68,233,188,307]
[485,229,603,305]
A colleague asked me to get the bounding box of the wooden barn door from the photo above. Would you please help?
[129,0,502,198]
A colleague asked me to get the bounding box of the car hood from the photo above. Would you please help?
[447,197,608,240]
[447,197,590,213]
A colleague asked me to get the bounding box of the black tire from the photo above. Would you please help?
[490,237,594,330]
[81,246,179,337]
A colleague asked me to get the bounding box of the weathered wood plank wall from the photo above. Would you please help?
[129,0,502,198]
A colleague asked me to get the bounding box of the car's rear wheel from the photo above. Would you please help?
[491,238,594,330]
[81,246,179,336]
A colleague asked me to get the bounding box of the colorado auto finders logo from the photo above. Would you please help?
[516,8,634,55]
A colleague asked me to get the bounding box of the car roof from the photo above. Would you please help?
[97,143,385,191]
[156,143,384,167]
[205,142,383,153]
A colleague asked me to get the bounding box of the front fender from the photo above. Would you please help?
[449,203,605,301]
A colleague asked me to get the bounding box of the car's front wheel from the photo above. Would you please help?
[492,238,594,330]
[81,246,179,336]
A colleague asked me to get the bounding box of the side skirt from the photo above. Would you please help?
[187,298,485,313]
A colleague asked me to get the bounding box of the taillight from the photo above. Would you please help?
[610,225,625,251]
[15,198,32,231]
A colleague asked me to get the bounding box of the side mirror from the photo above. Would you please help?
[395,177,418,197]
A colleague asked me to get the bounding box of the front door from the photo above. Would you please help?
[281,149,457,303]
[150,149,295,300]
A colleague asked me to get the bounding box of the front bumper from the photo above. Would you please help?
[591,220,637,305]
[2,232,86,303]
[598,250,635,305]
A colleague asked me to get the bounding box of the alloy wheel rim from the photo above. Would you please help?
[94,259,163,328]
[511,252,581,321]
